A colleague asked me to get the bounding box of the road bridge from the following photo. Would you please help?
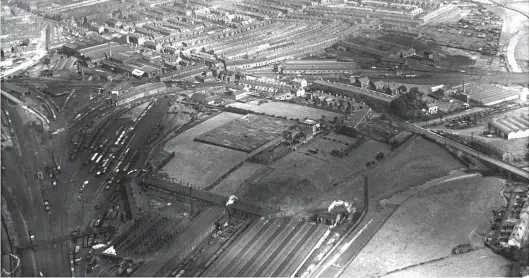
[398,121,529,181]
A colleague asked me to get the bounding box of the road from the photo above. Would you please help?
[400,122,529,180]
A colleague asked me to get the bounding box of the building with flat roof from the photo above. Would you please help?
[489,115,529,140]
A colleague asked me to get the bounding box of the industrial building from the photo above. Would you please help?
[278,59,357,75]
[489,115,529,140]
[62,38,131,66]
[114,82,167,105]
[464,84,525,106]
[52,56,78,77]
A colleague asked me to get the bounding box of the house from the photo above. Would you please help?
[426,102,438,114]
[295,87,306,97]
[291,78,308,88]
[372,80,386,91]
[359,76,370,89]
[144,41,162,52]
[205,95,224,105]
[275,91,293,100]
[300,118,321,135]
[190,92,208,104]
[219,70,237,82]
[229,90,249,101]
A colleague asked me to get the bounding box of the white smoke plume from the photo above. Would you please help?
[226,195,239,206]
[328,200,353,214]
[92,244,107,250]
[103,246,117,255]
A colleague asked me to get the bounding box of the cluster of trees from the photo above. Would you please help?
[389,87,427,119]
[306,95,356,114]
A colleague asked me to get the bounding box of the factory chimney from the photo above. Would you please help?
[108,42,112,59]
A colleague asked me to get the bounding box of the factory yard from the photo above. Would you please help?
[160,112,247,187]
[237,134,463,216]
[342,175,508,277]
[195,114,295,152]
[227,101,342,120]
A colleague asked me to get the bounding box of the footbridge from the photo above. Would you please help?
[141,177,281,217]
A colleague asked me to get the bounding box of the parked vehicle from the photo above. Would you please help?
[452,243,473,254]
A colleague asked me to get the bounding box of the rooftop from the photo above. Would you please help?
[491,115,529,134]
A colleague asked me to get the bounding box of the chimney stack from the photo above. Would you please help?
[108,42,112,59]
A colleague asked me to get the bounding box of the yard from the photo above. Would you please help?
[342,175,509,277]
[227,101,341,120]
[119,101,150,120]
[236,135,463,216]
[195,114,295,152]
[160,112,248,187]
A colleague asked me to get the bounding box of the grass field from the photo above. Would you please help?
[382,248,511,278]
[227,101,341,120]
[237,135,463,216]
[160,112,247,187]
[342,175,508,277]
[195,114,295,152]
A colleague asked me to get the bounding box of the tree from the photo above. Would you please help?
[397,84,407,94]
[354,77,362,87]
[369,81,377,91]
[389,97,410,119]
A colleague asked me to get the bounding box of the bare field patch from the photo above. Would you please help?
[227,101,341,120]
[342,176,507,278]
[239,136,462,216]
[211,162,268,196]
[195,114,295,152]
[160,112,246,187]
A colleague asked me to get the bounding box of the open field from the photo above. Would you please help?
[382,248,511,278]
[211,162,268,196]
[195,114,295,152]
[227,101,341,120]
[238,135,463,216]
[160,112,247,187]
[342,175,508,277]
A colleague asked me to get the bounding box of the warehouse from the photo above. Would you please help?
[278,59,356,75]
[62,39,130,66]
[489,115,529,140]
[464,84,523,106]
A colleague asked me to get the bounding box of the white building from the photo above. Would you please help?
[489,115,529,140]
[422,4,460,23]
[426,103,438,114]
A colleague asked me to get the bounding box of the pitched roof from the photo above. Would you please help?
[190,92,208,102]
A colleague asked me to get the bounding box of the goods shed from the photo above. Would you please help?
[489,115,529,140]
[464,84,521,106]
